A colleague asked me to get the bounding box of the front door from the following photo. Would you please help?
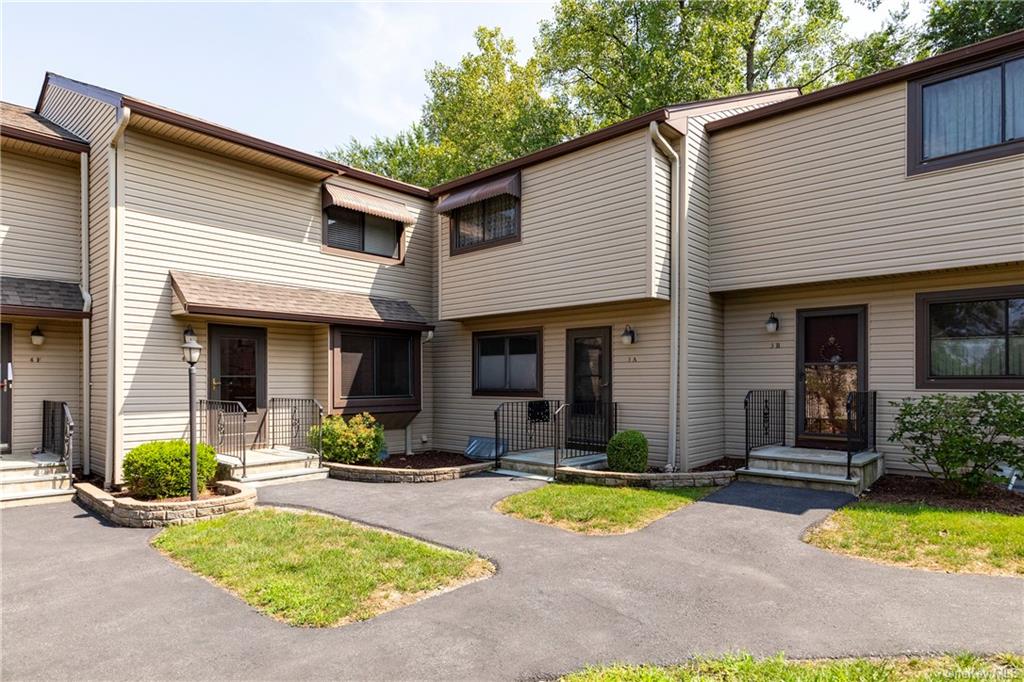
[796,306,866,449]
[208,325,267,412]
[565,327,613,451]
[1,324,11,454]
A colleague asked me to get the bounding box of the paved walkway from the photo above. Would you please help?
[2,476,1021,681]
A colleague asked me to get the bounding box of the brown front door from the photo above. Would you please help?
[565,327,613,451]
[1,323,11,454]
[208,324,267,411]
[796,306,867,449]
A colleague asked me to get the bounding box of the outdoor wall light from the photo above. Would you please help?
[620,325,636,345]
[30,326,45,346]
[765,313,780,334]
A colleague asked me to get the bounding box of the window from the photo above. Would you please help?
[908,52,1024,174]
[916,286,1024,389]
[324,206,402,261]
[472,330,541,396]
[451,195,520,254]
[331,327,421,412]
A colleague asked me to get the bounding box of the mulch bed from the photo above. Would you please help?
[861,475,1024,516]
[352,451,479,470]
[690,457,746,472]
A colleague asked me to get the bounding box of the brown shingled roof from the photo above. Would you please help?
[1,101,88,153]
[0,276,88,318]
[169,271,430,330]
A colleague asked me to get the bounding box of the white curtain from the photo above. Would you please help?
[1006,58,1024,142]
[923,66,1001,159]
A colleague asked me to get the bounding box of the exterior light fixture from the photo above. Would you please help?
[765,313,780,334]
[180,325,203,501]
[620,325,636,345]
[30,326,45,346]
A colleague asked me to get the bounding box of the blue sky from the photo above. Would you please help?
[2,1,924,156]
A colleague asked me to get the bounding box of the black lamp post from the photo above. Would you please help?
[181,326,202,501]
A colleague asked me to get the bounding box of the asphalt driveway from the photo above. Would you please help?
[2,476,1021,681]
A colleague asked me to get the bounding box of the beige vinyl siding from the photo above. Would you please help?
[119,130,434,472]
[651,148,672,299]
[39,84,119,477]
[313,325,330,409]
[709,82,1024,292]
[722,263,1024,474]
[0,149,81,282]
[7,318,82,465]
[432,300,672,465]
[439,129,657,320]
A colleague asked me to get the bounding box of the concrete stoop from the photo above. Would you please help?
[736,447,883,495]
[217,450,328,487]
[499,452,607,478]
[1,456,75,507]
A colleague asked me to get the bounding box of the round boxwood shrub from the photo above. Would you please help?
[606,430,649,473]
[309,412,385,465]
[122,439,217,499]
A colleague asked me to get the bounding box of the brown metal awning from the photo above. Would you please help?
[435,171,521,214]
[169,271,431,330]
[322,184,416,224]
[0,276,89,319]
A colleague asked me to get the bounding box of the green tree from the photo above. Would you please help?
[326,27,577,187]
[920,0,1024,54]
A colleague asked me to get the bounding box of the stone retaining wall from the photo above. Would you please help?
[325,460,494,483]
[556,467,734,488]
[75,481,256,527]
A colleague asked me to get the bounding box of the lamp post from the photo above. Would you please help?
[181,326,202,501]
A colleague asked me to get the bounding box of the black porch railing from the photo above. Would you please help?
[267,398,324,467]
[42,400,74,469]
[494,399,618,478]
[744,389,786,468]
[198,399,248,476]
[845,390,877,479]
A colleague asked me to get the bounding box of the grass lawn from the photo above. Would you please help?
[805,501,1024,576]
[563,653,1024,681]
[152,508,492,627]
[496,483,713,535]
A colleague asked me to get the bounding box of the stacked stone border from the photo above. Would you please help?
[556,467,734,488]
[325,460,494,483]
[75,481,256,527]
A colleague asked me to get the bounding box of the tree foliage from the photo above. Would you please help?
[920,0,1024,54]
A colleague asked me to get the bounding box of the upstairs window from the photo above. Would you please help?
[452,195,520,254]
[324,206,402,260]
[909,53,1024,174]
[916,286,1024,389]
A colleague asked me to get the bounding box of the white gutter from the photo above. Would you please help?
[80,151,91,476]
[649,122,682,471]
[103,106,131,488]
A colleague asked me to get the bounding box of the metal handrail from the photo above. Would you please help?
[551,402,570,478]
[267,398,324,466]
[42,401,74,471]
[845,390,877,480]
[198,399,248,478]
[744,389,786,469]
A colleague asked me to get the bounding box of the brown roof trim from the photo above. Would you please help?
[1,125,89,154]
[335,166,432,199]
[0,305,90,320]
[179,303,432,331]
[431,108,671,194]
[706,29,1024,133]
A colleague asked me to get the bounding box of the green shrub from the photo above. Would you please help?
[606,430,649,473]
[889,392,1024,495]
[122,439,217,499]
[310,412,385,464]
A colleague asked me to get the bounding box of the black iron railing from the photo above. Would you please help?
[845,390,877,479]
[494,399,618,477]
[42,400,74,470]
[744,389,786,468]
[267,398,324,466]
[198,399,248,476]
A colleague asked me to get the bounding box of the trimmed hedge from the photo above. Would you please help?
[606,430,649,473]
[122,439,217,500]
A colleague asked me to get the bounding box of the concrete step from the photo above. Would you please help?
[737,466,864,494]
[1,487,76,508]
[499,454,607,478]
[1,472,73,495]
[217,454,321,478]
[235,467,329,488]
[492,468,554,482]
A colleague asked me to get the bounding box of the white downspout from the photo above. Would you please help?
[80,151,91,476]
[650,122,682,471]
[104,107,131,489]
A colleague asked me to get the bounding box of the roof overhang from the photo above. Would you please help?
[169,271,432,331]
[0,125,89,155]
[322,184,417,223]
[0,277,89,319]
[436,172,521,214]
